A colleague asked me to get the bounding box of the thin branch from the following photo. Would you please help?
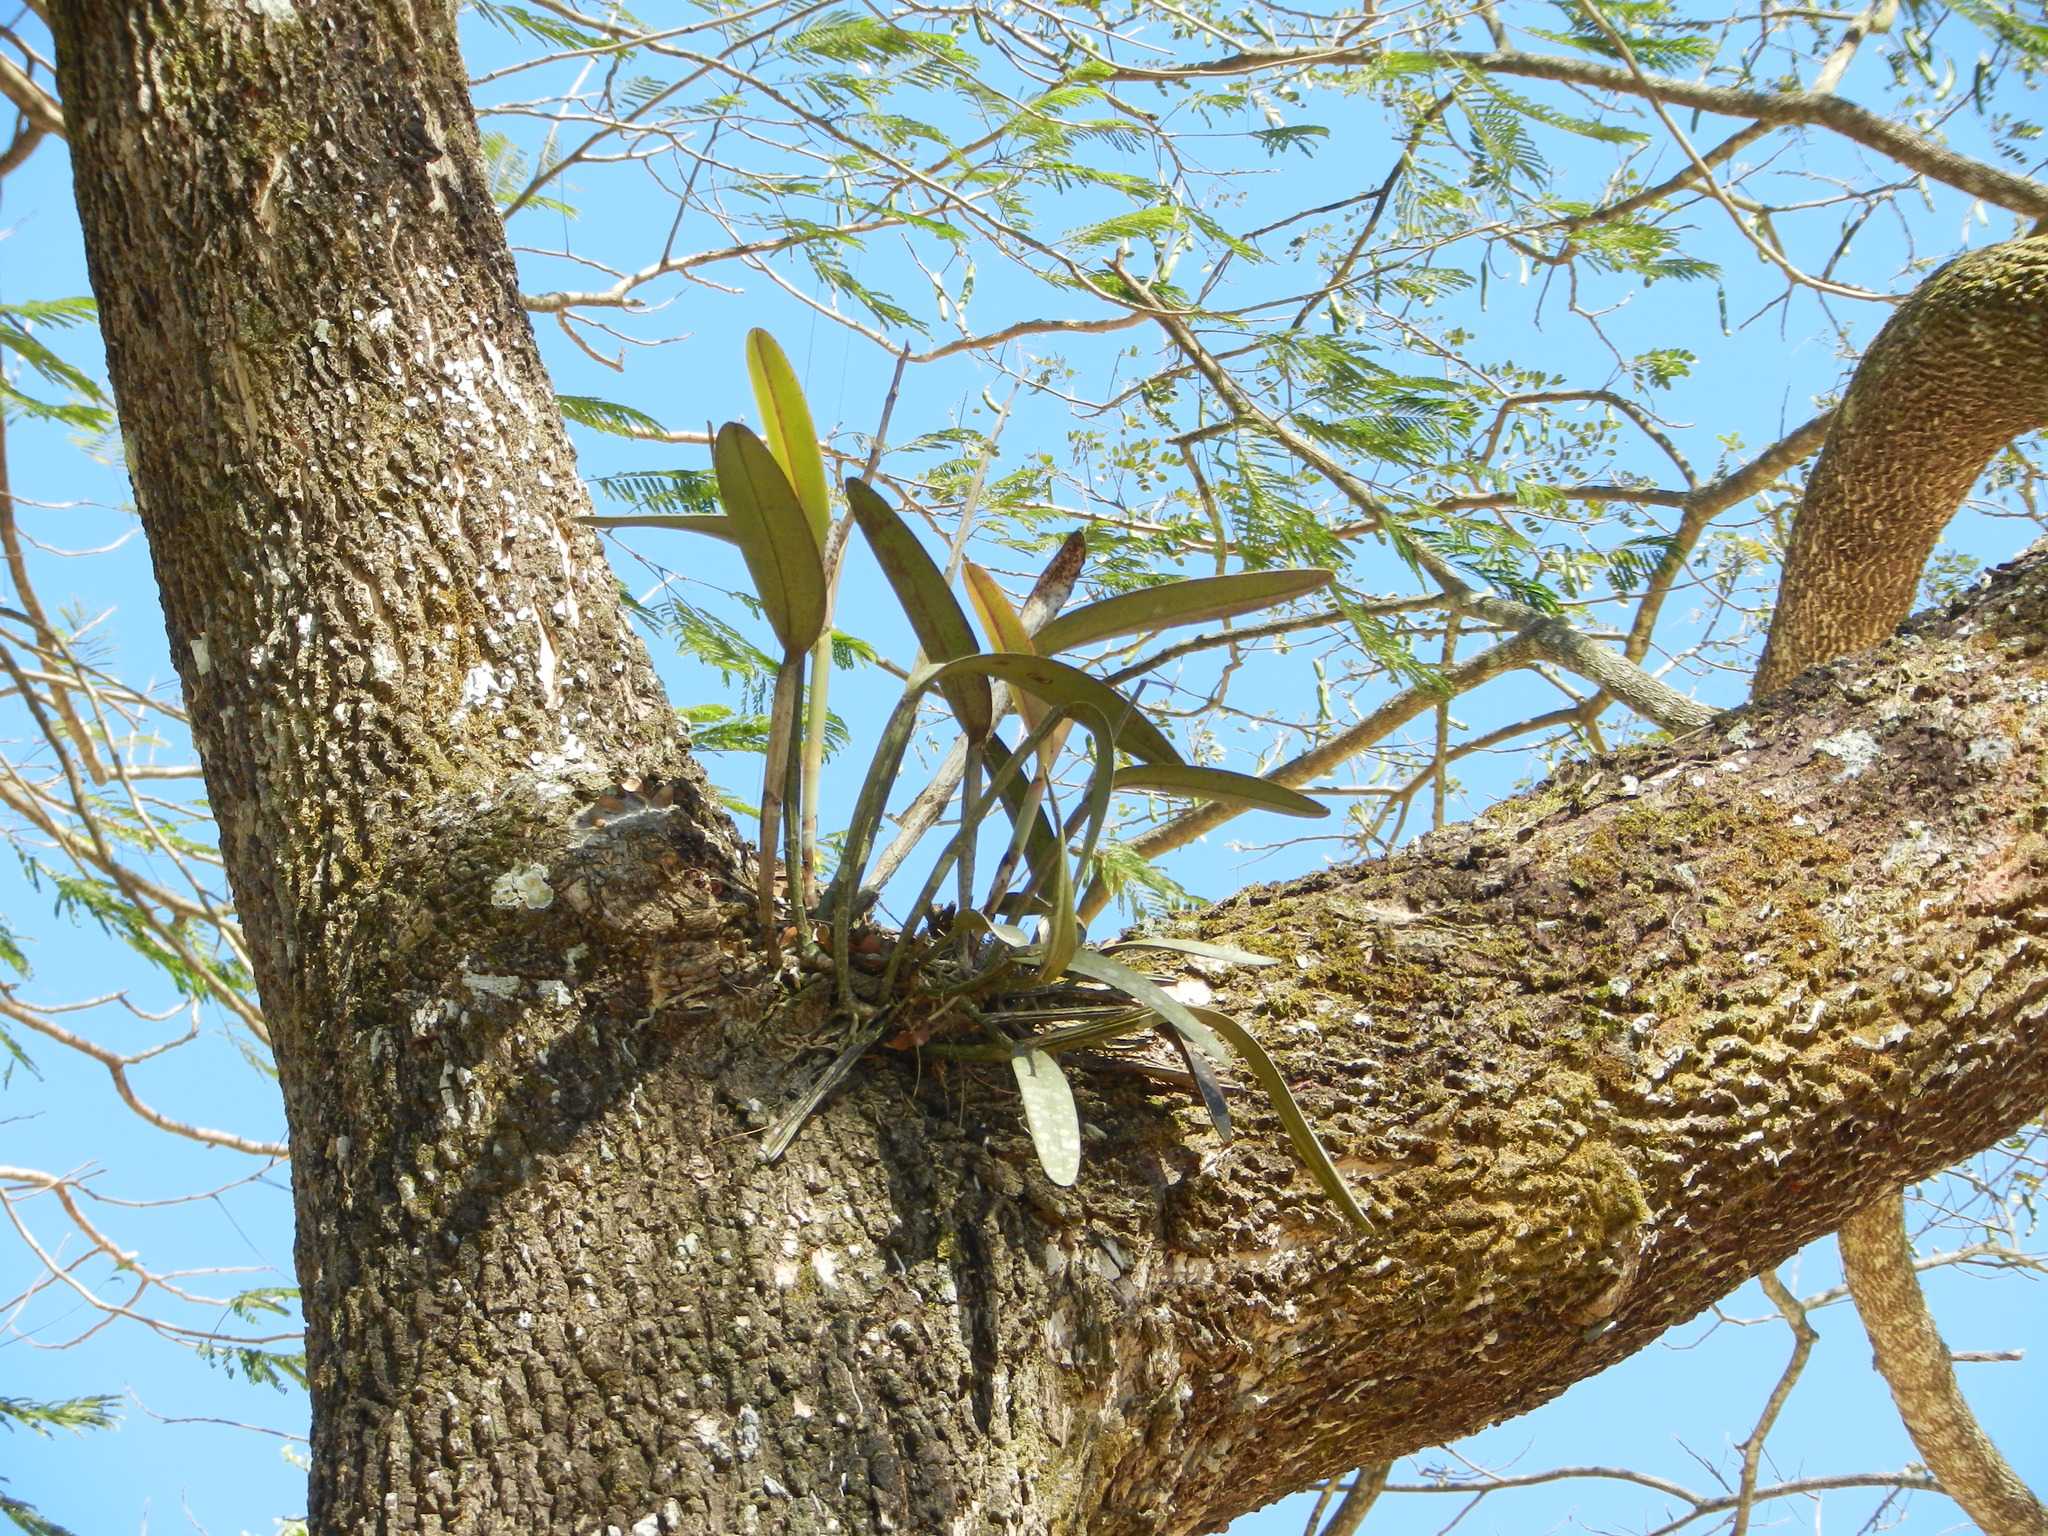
[1089,46,2048,219]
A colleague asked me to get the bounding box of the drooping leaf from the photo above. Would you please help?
[1033,569,1335,654]
[1010,1048,1083,1186]
[1113,764,1329,819]
[932,653,1182,766]
[1184,1006,1372,1232]
[844,477,993,739]
[1101,936,1280,968]
[576,514,740,544]
[745,329,832,546]
[713,423,829,657]
[1059,948,1230,1141]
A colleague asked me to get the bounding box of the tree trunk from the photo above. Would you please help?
[47,3,2048,1534]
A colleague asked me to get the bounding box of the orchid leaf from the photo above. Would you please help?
[1010,1049,1082,1186]
[745,328,831,546]
[713,422,828,657]
[1113,765,1329,819]
[933,653,1181,766]
[845,478,993,740]
[1101,936,1280,968]
[1058,948,1231,1141]
[1185,1006,1372,1232]
[576,514,740,545]
[1034,569,1336,655]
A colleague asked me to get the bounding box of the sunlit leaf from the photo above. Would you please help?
[964,561,1065,763]
[1010,1048,1082,1186]
[745,329,832,546]
[713,423,828,657]
[1113,765,1328,819]
[1034,569,1334,654]
[845,478,993,739]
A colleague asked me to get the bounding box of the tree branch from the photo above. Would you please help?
[0,50,62,139]
[1839,1193,2048,1536]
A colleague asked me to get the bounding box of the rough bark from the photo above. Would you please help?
[46,3,2048,1535]
[1838,1195,2047,1536]
[1755,236,2048,694]
[1744,231,2047,1534]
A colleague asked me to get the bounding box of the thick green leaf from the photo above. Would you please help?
[1010,1048,1083,1186]
[1101,936,1280,967]
[576,514,740,545]
[745,328,832,546]
[1059,948,1231,1140]
[1184,1006,1372,1232]
[1113,765,1329,819]
[713,423,828,658]
[933,653,1182,766]
[845,478,993,740]
[1034,569,1336,655]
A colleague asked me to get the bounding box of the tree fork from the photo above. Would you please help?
[46,3,2048,1533]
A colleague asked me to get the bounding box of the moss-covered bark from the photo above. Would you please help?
[46,2,2048,1533]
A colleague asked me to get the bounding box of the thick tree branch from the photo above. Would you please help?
[1079,544,2048,1528]
[1756,236,2048,693]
